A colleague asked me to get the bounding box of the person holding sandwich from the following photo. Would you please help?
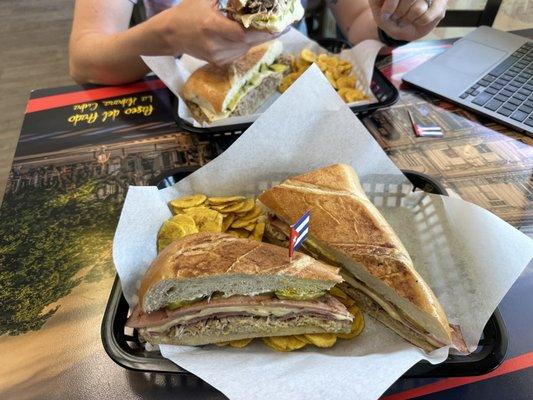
[69,0,447,85]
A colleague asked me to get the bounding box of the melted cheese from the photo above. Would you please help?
[342,273,402,321]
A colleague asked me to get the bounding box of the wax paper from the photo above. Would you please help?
[113,66,533,400]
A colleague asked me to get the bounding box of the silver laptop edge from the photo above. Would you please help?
[403,26,532,135]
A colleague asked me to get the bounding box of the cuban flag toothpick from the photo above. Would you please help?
[288,211,310,260]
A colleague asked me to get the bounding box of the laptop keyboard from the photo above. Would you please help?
[460,41,533,128]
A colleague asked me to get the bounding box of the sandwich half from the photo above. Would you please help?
[126,232,353,346]
[258,164,455,352]
[227,0,305,33]
[182,40,289,122]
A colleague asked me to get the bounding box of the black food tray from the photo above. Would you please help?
[102,169,508,378]
[172,38,399,138]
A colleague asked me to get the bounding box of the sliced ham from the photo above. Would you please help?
[126,294,352,329]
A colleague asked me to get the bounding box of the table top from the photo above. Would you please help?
[0,34,532,400]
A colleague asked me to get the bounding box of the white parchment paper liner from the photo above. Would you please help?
[141,28,382,128]
[113,66,533,400]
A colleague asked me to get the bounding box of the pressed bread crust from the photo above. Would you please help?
[258,164,452,344]
[139,232,343,307]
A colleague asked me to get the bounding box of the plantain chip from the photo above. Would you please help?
[295,57,311,71]
[227,228,250,238]
[217,201,246,213]
[230,219,251,229]
[157,218,198,252]
[336,76,356,89]
[315,60,328,72]
[234,198,255,214]
[186,208,223,230]
[200,219,223,233]
[230,205,262,226]
[293,334,311,344]
[285,335,308,350]
[330,67,341,81]
[251,221,265,241]
[339,87,366,103]
[243,223,256,232]
[229,338,253,348]
[300,48,316,63]
[169,214,198,230]
[304,333,337,348]
[262,337,287,352]
[263,335,307,352]
[181,205,209,214]
[278,77,293,93]
[338,305,365,339]
[337,319,364,340]
[208,196,245,205]
[221,213,236,232]
[317,53,329,63]
[325,56,339,67]
[329,287,356,307]
[242,205,263,220]
[215,341,229,347]
[168,194,206,212]
[338,63,352,74]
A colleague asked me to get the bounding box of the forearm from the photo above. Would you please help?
[69,0,279,85]
[69,13,175,85]
[327,0,379,45]
[344,8,380,44]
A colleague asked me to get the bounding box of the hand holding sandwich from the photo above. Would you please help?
[369,0,447,41]
[161,0,280,65]
[69,0,279,84]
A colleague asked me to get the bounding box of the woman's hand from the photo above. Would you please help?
[155,0,278,65]
[369,0,447,42]
[70,0,278,84]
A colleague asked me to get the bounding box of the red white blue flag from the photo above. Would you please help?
[289,211,310,258]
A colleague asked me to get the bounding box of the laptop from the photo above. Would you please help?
[403,26,533,135]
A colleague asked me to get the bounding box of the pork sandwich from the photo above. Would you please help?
[258,164,459,353]
[182,40,288,122]
[227,0,305,33]
[126,232,353,346]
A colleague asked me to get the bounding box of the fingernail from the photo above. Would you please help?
[382,13,391,21]
[398,20,409,27]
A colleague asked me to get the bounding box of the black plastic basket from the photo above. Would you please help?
[172,38,399,138]
[102,168,507,378]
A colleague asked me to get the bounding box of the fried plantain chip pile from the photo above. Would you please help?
[157,194,265,252]
[278,48,367,103]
